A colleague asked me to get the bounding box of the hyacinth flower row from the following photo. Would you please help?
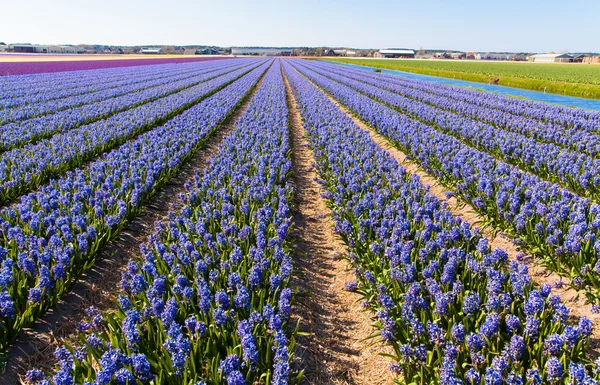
[283,60,599,384]
[300,61,600,199]
[0,61,271,352]
[311,61,600,159]
[391,72,600,131]
[0,62,202,106]
[0,63,189,110]
[0,60,241,125]
[0,64,192,110]
[26,61,298,385]
[0,60,249,152]
[0,60,253,154]
[0,62,169,95]
[289,61,600,304]
[0,60,263,206]
[321,61,600,133]
[327,61,600,130]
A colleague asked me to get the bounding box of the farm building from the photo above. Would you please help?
[571,54,585,63]
[323,49,350,56]
[50,46,79,54]
[346,50,357,57]
[140,47,162,54]
[11,44,37,53]
[376,49,415,58]
[528,53,573,63]
[451,52,466,59]
[11,44,84,54]
[231,47,292,56]
[0,44,7,52]
[476,53,514,60]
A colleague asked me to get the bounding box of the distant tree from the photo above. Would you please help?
[160,45,178,54]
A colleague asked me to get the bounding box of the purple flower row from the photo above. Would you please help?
[0,59,240,124]
[28,60,296,385]
[0,62,194,104]
[0,60,254,153]
[283,59,598,384]
[0,60,263,205]
[0,60,271,352]
[0,56,229,77]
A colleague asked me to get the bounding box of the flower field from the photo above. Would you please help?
[324,58,600,100]
[1,57,600,384]
[0,57,230,76]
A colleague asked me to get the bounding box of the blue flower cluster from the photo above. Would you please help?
[28,60,298,384]
[283,59,599,384]
[0,60,249,152]
[292,60,600,304]
[0,60,262,204]
[0,60,271,352]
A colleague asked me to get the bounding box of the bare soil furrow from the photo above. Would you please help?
[283,66,394,385]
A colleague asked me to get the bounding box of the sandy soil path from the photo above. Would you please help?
[283,64,395,385]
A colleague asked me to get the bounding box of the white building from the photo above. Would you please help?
[528,53,573,63]
[476,53,514,60]
[375,49,415,58]
[140,47,162,54]
[10,44,84,54]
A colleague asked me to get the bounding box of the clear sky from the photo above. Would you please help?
[1,0,598,52]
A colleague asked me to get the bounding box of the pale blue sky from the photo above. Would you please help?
[1,0,598,52]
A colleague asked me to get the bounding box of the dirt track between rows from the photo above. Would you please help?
[283,64,395,385]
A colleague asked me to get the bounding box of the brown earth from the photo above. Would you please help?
[282,64,395,385]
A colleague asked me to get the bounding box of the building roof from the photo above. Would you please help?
[530,53,571,58]
[379,49,415,55]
